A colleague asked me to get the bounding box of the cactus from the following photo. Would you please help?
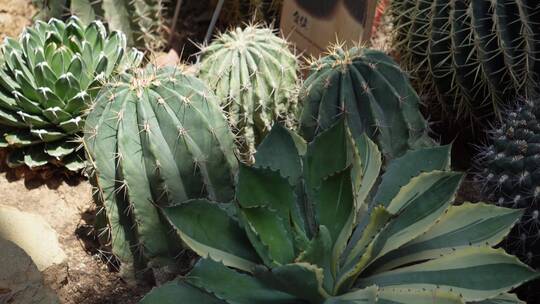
[33,0,168,50]
[300,45,433,159]
[389,0,540,126]
[0,17,142,171]
[477,98,540,269]
[142,119,537,303]
[84,66,238,277]
[198,25,298,160]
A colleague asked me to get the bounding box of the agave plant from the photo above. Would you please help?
[141,119,537,303]
[0,17,142,171]
[33,0,168,50]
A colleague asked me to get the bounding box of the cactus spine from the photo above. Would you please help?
[300,45,433,159]
[84,66,238,276]
[198,25,298,160]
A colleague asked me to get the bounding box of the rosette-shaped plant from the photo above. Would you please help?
[300,46,433,159]
[84,66,238,277]
[142,119,537,303]
[0,17,142,171]
[199,25,298,159]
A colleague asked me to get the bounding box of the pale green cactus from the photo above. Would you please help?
[198,25,298,160]
[0,17,142,171]
[84,66,238,277]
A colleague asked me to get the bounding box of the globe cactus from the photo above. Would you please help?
[198,25,298,160]
[142,119,537,303]
[300,45,433,159]
[477,98,540,269]
[84,66,238,277]
[389,0,540,126]
[0,17,142,171]
[34,0,168,50]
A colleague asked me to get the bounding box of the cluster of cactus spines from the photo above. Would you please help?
[476,98,540,270]
[0,17,142,171]
[35,0,168,50]
[390,0,540,124]
[84,65,238,277]
[198,25,298,160]
[300,44,434,159]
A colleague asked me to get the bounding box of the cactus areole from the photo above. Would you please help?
[0,17,142,171]
[84,66,238,277]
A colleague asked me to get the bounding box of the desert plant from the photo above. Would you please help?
[141,119,537,303]
[198,24,298,159]
[84,65,238,277]
[33,0,168,50]
[0,17,142,171]
[476,98,540,270]
[300,45,433,159]
[389,0,540,125]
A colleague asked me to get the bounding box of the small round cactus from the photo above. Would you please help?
[477,98,540,269]
[300,45,433,159]
[198,25,298,160]
[84,66,238,277]
[0,17,142,171]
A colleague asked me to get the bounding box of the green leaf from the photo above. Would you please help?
[357,247,539,302]
[368,203,523,273]
[187,258,298,304]
[297,226,334,292]
[377,287,464,304]
[471,293,525,304]
[139,280,226,304]
[163,199,260,273]
[254,262,330,302]
[323,286,378,304]
[255,123,303,184]
[353,133,381,210]
[372,145,452,209]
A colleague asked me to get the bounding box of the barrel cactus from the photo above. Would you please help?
[142,119,537,303]
[390,0,540,126]
[198,25,298,160]
[84,66,238,277]
[34,0,168,50]
[300,45,433,159]
[0,17,142,171]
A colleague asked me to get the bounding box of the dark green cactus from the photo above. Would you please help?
[299,45,433,159]
[477,98,540,267]
[198,25,298,160]
[390,0,540,125]
[0,17,142,171]
[84,66,238,277]
[33,0,168,50]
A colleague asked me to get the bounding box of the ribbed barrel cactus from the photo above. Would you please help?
[0,17,142,171]
[198,25,298,159]
[390,0,540,125]
[300,46,433,159]
[84,66,238,277]
[477,98,540,270]
[142,119,537,303]
[34,0,168,50]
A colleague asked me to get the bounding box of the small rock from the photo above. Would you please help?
[0,238,60,303]
[0,204,67,271]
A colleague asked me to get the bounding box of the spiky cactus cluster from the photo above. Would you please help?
[0,17,142,171]
[84,66,238,277]
[34,0,168,50]
[300,45,433,159]
[198,25,298,159]
[477,98,540,270]
[390,0,540,125]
